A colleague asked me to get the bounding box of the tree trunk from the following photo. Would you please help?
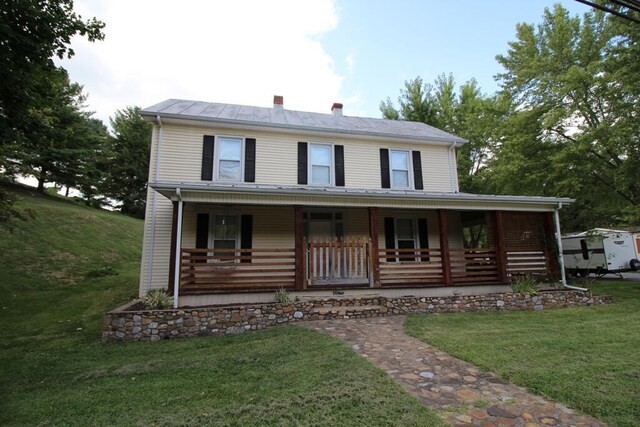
[65,186,70,197]
[37,170,46,193]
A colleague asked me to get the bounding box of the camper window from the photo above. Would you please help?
[580,239,589,260]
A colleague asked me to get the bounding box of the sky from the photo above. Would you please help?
[59,0,593,125]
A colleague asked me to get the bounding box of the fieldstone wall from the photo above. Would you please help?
[103,290,612,342]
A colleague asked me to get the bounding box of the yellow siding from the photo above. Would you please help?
[153,122,459,192]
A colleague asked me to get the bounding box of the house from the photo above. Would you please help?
[139,96,572,308]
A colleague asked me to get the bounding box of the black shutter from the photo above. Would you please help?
[298,142,308,185]
[412,150,423,190]
[240,215,253,263]
[196,213,209,263]
[201,135,215,181]
[244,138,256,183]
[384,217,395,261]
[380,148,390,189]
[334,145,345,187]
[418,218,429,261]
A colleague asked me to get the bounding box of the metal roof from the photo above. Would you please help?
[150,181,573,206]
[141,99,468,144]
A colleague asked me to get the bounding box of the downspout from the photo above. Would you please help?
[173,187,183,308]
[554,202,587,291]
[145,115,164,293]
[448,142,458,192]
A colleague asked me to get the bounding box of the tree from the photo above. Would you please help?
[99,107,152,218]
[492,4,640,229]
[380,74,506,193]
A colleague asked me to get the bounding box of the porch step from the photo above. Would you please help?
[298,292,381,301]
[311,305,383,316]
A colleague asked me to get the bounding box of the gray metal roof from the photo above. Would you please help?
[141,99,468,144]
[150,181,573,206]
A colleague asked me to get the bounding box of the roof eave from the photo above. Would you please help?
[140,110,469,146]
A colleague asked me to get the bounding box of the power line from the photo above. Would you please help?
[575,0,640,24]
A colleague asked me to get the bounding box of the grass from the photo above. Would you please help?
[405,280,640,427]
[0,184,444,426]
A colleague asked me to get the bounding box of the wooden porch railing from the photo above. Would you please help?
[180,248,295,293]
[449,248,499,284]
[307,238,370,286]
[506,247,548,277]
[378,248,444,286]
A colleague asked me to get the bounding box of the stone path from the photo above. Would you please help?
[303,316,605,427]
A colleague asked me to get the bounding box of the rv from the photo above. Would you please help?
[562,228,640,277]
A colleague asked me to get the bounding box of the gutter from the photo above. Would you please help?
[145,115,164,293]
[553,202,587,291]
[172,187,183,308]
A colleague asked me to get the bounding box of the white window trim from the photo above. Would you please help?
[213,135,245,183]
[208,213,241,251]
[308,142,334,187]
[389,148,413,190]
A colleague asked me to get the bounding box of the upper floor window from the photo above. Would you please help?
[390,149,411,189]
[309,143,333,186]
[216,136,243,181]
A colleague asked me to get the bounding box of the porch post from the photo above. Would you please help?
[168,201,178,293]
[368,207,381,287]
[553,206,568,287]
[543,212,561,281]
[437,209,452,285]
[294,205,304,290]
[172,200,184,308]
[493,210,509,284]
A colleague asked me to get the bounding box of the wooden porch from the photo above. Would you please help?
[178,243,551,294]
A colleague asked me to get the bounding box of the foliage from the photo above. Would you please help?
[380,74,509,193]
[274,287,293,303]
[98,107,152,218]
[0,186,444,426]
[510,274,538,295]
[143,289,172,309]
[490,4,640,230]
[405,280,640,427]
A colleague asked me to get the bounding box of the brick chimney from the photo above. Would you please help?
[273,95,284,109]
[331,102,343,117]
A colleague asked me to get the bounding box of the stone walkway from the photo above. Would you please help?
[303,316,605,427]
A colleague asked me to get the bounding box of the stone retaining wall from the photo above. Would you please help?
[103,290,612,342]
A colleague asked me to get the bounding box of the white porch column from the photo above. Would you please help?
[173,200,184,308]
[554,204,567,287]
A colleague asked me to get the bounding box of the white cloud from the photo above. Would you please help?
[59,0,344,123]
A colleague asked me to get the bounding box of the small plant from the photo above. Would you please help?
[144,289,173,309]
[274,287,292,303]
[511,274,538,295]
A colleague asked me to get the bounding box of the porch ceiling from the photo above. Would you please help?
[150,181,572,212]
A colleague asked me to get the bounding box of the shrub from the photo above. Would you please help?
[144,289,173,309]
[274,288,292,303]
[511,274,538,295]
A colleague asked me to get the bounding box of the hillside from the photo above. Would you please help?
[0,184,143,342]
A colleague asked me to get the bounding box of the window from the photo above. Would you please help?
[216,136,243,181]
[304,211,344,240]
[580,239,589,260]
[210,214,239,250]
[390,149,411,189]
[395,217,417,261]
[309,143,333,185]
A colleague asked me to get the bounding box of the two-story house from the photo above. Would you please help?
[139,96,571,307]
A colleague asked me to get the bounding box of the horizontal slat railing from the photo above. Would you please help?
[180,248,295,293]
[378,248,444,286]
[307,238,370,285]
[449,248,499,284]
[506,247,548,276]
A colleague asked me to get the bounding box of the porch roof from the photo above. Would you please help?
[150,181,573,212]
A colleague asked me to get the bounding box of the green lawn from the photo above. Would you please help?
[0,185,444,426]
[405,280,640,427]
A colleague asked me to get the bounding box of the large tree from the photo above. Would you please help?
[98,107,152,218]
[491,3,640,229]
[380,74,506,193]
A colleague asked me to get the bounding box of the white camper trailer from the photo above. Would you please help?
[562,228,640,277]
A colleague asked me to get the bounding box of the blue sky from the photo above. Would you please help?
[63,1,593,123]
